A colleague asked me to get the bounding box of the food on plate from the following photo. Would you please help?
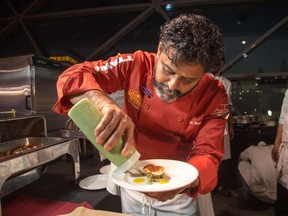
[133,177,146,184]
[129,164,170,185]
[143,164,167,185]
[158,179,170,184]
[143,164,165,177]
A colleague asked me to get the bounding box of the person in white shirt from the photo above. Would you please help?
[271,89,288,216]
[213,72,234,195]
[214,74,234,160]
[238,141,277,204]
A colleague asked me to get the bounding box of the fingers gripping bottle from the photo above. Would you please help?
[68,98,140,172]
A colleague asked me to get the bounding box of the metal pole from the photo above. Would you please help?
[85,6,155,60]
[222,15,288,73]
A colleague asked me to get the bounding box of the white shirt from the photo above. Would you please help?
[238,142,278,203]
[279,90,288,125]
[213,75,232,160]
[279,89,288,142]
[214,76,232,106]
[278,89,288,189]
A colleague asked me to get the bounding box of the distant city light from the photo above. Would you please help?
[243,53,248,58]
[242,40,246,44]
[268,110,272,116]
[165,4,172,11]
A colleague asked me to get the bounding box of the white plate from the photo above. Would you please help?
[111,159,198,192]
[99,165,111,174]
[79,174,108,190]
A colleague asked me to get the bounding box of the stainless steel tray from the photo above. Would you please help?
[0,137,69,162]
[0,137,80,198]
[0,117,80,216]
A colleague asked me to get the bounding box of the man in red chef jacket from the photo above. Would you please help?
[53,13,228,216]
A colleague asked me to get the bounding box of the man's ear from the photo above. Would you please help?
[157,42,164,52]
[156,42,163,58]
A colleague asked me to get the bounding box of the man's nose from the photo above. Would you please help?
[168,76,180,91]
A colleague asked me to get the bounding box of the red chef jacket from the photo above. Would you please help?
[53,50,228,195]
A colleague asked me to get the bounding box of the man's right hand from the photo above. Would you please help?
[69,90,135,157]
[271,144,279,162]
[96,101,135,157]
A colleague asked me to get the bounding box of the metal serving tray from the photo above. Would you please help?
[0,137,69,162]
[0,137,80,198]
[0,116,81,216]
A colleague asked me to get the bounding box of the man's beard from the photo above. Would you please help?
[153,76,182,103]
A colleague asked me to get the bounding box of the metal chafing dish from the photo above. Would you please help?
[0,116,80,216]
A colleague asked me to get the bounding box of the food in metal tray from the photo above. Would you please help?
[0,143,43,159]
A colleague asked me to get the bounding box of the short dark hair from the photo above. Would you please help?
[159,13,224,73]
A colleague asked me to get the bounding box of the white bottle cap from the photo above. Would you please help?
[116,150,141,173]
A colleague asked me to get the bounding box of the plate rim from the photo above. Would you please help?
[111,159,198,192]
[79,174,108,190]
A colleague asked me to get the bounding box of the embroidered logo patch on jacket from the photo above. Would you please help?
[210,103,229,118]
[128,90,142,109]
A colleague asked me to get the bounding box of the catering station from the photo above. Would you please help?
[0,116,80,216]
[0,55,81,216]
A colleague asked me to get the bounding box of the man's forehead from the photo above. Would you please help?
[159,53,204,77]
